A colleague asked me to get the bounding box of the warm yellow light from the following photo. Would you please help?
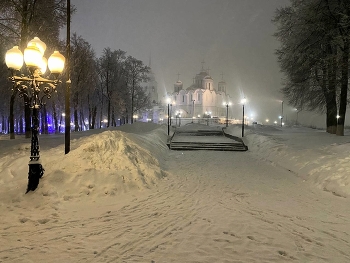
[5,46,23,70]
[48,51,65,74]
[24,44,42,68]
[27,37,46,55]
[39,57,48,75]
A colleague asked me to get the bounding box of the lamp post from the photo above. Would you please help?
[295,108,301,125]
[166,98,170,135]
[5,38,65,193]
[191,99,195,123]
[281,100,284,127]
[175,110,180,126]
[179,111,182,127]
[205,111,211,126]
[223,102,231,127]
[241,98,246,137]
[170,101,175,126]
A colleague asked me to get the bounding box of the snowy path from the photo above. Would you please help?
[2,147,350,262]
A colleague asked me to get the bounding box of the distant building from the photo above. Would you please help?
[166,64,232,120]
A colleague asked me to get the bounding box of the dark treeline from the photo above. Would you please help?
[273,0,350,135]
[0,0,151,137]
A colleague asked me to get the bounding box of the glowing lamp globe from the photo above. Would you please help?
[5,46,23,70]
[24,45,42,68]
[48,51,65,74]
[27,37,46,55]
[39,57,48,75]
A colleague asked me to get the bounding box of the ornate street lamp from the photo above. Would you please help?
[5,37,65,193]
[223,102,231,127]
[241,98,246,137]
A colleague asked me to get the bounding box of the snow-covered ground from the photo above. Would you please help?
[0,122,349,262]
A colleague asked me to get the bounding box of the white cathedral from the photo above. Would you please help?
[166,64,232,120]
[141,63,233,123]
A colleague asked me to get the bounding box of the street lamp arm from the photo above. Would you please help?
[12,78,58,108]
[10,75,61,85]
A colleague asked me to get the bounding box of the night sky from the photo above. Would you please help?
[70,0,292,122]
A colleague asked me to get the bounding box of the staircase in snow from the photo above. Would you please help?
[168,124,248,151]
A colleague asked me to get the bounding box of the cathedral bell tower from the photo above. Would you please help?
[174,73,183,93]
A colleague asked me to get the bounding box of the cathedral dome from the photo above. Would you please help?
[204,75,213,80]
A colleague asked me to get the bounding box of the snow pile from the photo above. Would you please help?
[45,130,165,199]
[234,124,350,197]
[0,123,168,204]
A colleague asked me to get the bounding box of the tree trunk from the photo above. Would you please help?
[73,93,79,132]
[19,114,24,134]
[1,115,6,133]
[42,104,49,134]
[74,107,79,131]
[91,106,97,129]
[24,100,31,138]
[325,52,337,134]
[52,102,59,134]
[9,89,18,139]
[107,100,111,128]
[336,40,349,136]
[99,108,102,129]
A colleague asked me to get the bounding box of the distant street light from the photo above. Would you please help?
[281,100,284,127]
[5,38,65,193]
[241,98,246,137]
[223,102,231,127]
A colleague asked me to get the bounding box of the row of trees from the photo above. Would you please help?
[273,0,350,135]
[0,1,151,138]
[69,36,150,133]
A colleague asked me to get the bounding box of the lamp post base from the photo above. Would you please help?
[26,161,44,193]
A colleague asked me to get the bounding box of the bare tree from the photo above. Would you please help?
[70,33,97,131]
[273,0,350,134]
[98,48,127,127]
[124,56,150,124]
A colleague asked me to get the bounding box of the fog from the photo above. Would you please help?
[69,0,330,128]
